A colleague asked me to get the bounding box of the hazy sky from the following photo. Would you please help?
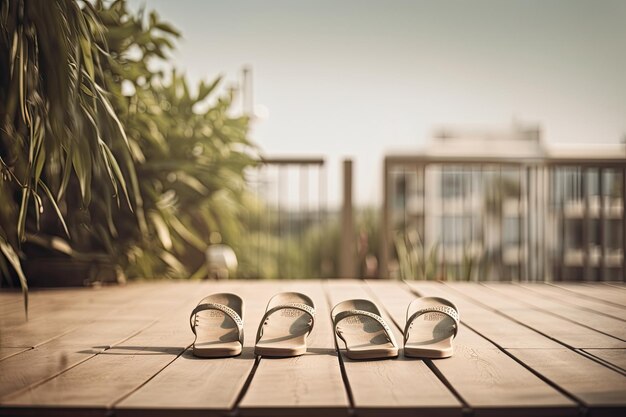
[130,0,626,207]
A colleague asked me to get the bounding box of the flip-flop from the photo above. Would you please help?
[331,299,399,360]
[254,292,315,357]
[404,296,460,359]
[189,293,244,358]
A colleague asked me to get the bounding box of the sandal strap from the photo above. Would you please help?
[404,305,460,344]
[190,302,244,344]
[256,302,316,343]
[333,309,398,348]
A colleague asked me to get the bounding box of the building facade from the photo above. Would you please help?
[382,125,626,281]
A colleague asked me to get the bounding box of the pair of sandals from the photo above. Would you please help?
[190,292,315,358]
[332,297,459,360]
[189,292,459,360]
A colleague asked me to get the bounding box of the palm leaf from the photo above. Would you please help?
[0,237,28,319]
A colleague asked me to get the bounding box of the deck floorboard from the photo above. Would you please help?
[1,280,624,417]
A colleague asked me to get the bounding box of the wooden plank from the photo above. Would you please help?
[550,283,626,308]
[509,349,626,416]
[372,281,576,417]
[0,283,197,402]
[0,348,30,361]
[0,318,151,402]
[118,350,255,417]
[239,281,349,417]
[583,350,626,371]
[0,289,83,320]
[444,283,626,349]
[407,281,562,349]
[0,286,141,322]
[0,285,164,348]
[326,280,463,417]
[98,282,216,356]
[1,280,622,417]
[602,283,626,290]
[518,283,626,321]
[418,282,626,415]
[483,283,626,340]
[1,319,83,348]
[0,296,22,315]
[115,281,275,417]
[0,283,205,417]
[0,290,102,325]
[240,354,347,417]
[0,352,181,417]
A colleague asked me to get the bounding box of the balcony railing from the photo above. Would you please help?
[381,155,626,281]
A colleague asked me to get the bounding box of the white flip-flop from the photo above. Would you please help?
[255,292,315,357]
[331,299,399,360]
[404,297,460,359]
[189,293,244,358]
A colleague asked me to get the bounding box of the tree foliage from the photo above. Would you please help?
[95,0,256,278]
[0,0,256,290]
[0,0,135,302]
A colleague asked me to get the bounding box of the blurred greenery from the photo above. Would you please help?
[96,0,256,278]
[393,231,440,280]
[0,0,256,292]
[1,0,135,305]
[0,0,388,290]
[235,205,382,279]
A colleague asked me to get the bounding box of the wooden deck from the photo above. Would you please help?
[1,280,625,417]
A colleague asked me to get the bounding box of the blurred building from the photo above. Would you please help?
[382,123,626,281]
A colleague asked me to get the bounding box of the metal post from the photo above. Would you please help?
[299,165,308,279]
[420,164,426,279]
[498,165,504,281]
[340,159,355,278]
[456,166,461,280]
[599,168,605,281]
[317,165,322,278]
[539,167,545,281]
[622,166,626,282]
[526,166,532,281]
[380,158,390,278]
[557,168,565,282]
[560,168,569,282]
[582,168,590,281]
[546,166,552,280]
[319,163,327,278]
[277,166,285,279]
[256,166,261,278]
[441,166,446,280]
[517,166,525,281]
[461,166,465,280]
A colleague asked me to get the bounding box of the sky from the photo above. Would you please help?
[129,0,626,207]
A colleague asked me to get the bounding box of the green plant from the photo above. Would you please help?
[94,0,255,278]
[460,243,475,281]
[394,231,439,280]
[0,0,134,304]
[1,0,257,296]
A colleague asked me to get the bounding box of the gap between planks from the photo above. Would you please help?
[0,282,206,414]
[368,280,578,417]
[325,280,464,417]
[409,280,626,415]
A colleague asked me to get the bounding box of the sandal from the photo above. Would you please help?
[331,299,399,360]
[255,292,316,357]
[404,297,459,358]
[189,293,244,358]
